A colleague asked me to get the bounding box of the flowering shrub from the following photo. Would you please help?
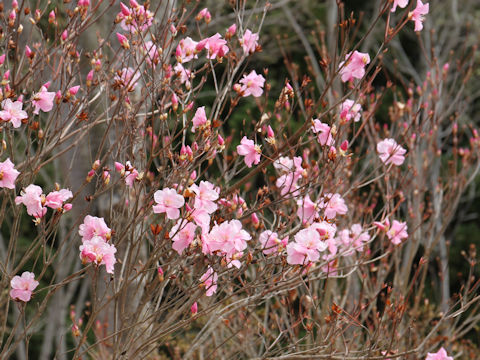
[0,0,479,359]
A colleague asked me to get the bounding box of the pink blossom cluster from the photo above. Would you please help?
[275,156,304,196]
[79,216,116,274]
[116,0,154,34]
[15,184,72,219]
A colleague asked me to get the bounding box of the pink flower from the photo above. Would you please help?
[203,219,251,257]
[387,220,408,245]
[153,188,185,219]
[79,215,111,242]
[377,138,407,166]
[319,193,348,219]
[144,41,160,67]
[286,226,327,265]
[0,99,28,128]
[391,0,408,12]
[115,67,140,91]
[240,29,259,55]
[190,181,219,214]
[32,86,55,114]
[123,161,138,187]
[192,106,207,132]
[0,158,20,189]
[176,37,198,63]
[170,221,197,254]
[200,266,218,296]
[238,70,265,97]
[311,120,334,146]
[340,99,362,122]
[410,0,429,32]
[259,230,287,255]
[426,348,453,360]
[237,136,261,167]
[174,63,192,88]
[117,1,153,33]
[296,195,318,224]
[79,236,117,274]
[10,272,39,302]
[275,156,303,196]
[338,224,370,255]
[45,189,73,209]
[202,33,229,59]
[15,184,46,218]
[339,51,370,82]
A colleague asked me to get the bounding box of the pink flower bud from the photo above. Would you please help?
[3,70,10,80]
[129,0,139,8]
[192,142,199,151]
[116,33,129,49]
[267,125,275,138]
[48,10,56,23]
[340,140,348,152]
[25,45,33,58]
[64,203,73,212]
[9,10,16,21]
[170,24,177,36]
[68,85,80,96]
[171,93,178,111]
[191,302,198,315]
[251,212,259,225]
[55,90,62,101]
[190,170,197,180]
[0,54,5,66]
[114,162,125,172]
[218,134,225,146]
[157,266,164,281]
[227,24,237,37]
[12,0,18,9]
[120,2,131,16]
[92,159,100,170]
[43,81,51,89]
[61,30,68,41]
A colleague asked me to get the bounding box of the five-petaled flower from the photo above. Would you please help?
[377,138,407,166]
[237,136,261,167]
[0,158,20,189]
[0,99,28,128]
[10,272,39,302]
[238,70,265,97]
[153,188,185,220]
[339,51,370,82]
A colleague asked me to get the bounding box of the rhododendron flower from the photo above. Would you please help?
[203,219,251,257]
[201,33,229,59]
[425,348,453,360]
[10,272,39,302]
[153,188,185,220]
[310,221,337,241]
[115,67,140,91]
[32,86,55,114]
[275,156,303,196]
[391,0,408,12]
[259,230,288,255]
[319,193,348,219]
[274,156,294,172]
[338,224,370,255]
[0,158,20,189]
[45,189,73,209]
[286,226,328,265]
[340,99,362,122]
[296,195,318,224]
[387,220,408,245]
[190,207,211,233]
[240,29,259,54]
[238,70,265,97]
[15,184,46,218]
[339,51,370,82]
[79,215,111,241]
[80,236,117,274]
[0,99,28,128]
[176,37,198,63]
[237,136,261,167]
[377,138,407,166]
[144,41,160,67]
[170,221,197,254]
[311,120,334,146]
[410,0,429,32]
[174,63,192,88]
[189,181,218,214]
[123,161,138,187]
[192,106,207,132]
[200,266,218,296]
